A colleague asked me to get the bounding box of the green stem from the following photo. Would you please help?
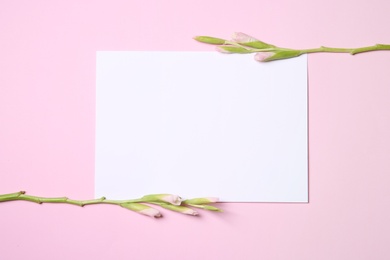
[0,191,220,218]
[0,191,141,207]
[300,44,390,55]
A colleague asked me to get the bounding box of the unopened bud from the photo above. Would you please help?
[121,203,162,218]
[254,52,275,62]
[255,50,302,62]
[141,194,182,205]
[184,203,222,212]
[193,36,227,45]
[216,45,254,54]
[159,204,199,216]
[183,197,219,205]
[232,32,275,49]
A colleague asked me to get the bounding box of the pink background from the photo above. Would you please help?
[1,1,389,259]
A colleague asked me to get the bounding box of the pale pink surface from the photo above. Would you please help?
[1,1,390,259]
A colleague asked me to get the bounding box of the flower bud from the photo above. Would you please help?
[254,52,275,62]
[183,197,219,205]
[216,45,254,54]
[199,205,222,212]
[193,36,227,45]
[183,203,222,212]
[159,204,199,216]
[232,32,275,49]
[121,203,162,218]
[255,50,302,62]
[231,32,256,43]
[141,194,182,205]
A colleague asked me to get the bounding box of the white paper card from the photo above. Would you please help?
[96,51,308,202]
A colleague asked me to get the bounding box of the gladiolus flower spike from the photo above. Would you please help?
[194,32,390,62]
[0,191,222,219]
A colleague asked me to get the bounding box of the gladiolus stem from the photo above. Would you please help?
[0,191,220,218]
[195,33,390,62]
[0,191,140,206]
[300,44,390,55]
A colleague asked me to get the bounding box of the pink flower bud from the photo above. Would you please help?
[159,204,199,216]
[141,194,182,205]
[256,50,302,62]
[139,208,163,218]
[232,32,275,49]
[254,52,274,62]
[182,208,199,216]
[121,202,162,218]
[231,32,258,43]
[161,194,182,205]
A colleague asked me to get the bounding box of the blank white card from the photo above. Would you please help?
[96,52,308,202]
